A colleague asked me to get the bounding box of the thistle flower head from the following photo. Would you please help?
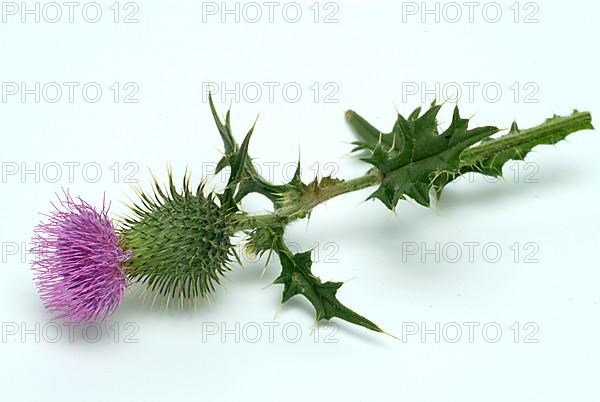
[32,191,128,323]
[121,173,235,304]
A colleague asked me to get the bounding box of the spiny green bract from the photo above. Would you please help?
[120,173,235,303]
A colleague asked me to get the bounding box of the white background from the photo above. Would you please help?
[1,0,599,401]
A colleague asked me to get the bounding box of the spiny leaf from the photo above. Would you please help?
[348,107,593,207]
[209,93,237,168]
[348,103,498,209]
[433,110,594,198]
[219,122,256,210]
[209,97,308,209]
[273,240,383,333]
[210,94,271,208]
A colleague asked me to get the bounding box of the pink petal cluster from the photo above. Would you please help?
[32,191,128,323]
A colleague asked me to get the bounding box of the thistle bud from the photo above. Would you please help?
[120,174,235,303]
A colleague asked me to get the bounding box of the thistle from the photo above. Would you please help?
[31,191,128,323]
[30,95,594,335]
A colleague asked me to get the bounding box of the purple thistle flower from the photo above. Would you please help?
[31,190,129,323]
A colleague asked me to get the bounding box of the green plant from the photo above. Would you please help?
[32,94,593,333]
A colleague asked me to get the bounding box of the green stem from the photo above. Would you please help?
[461,111,592,163]
[234,111,592,232]
[233,170,383,231]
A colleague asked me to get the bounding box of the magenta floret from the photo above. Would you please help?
[32,191,128,323]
